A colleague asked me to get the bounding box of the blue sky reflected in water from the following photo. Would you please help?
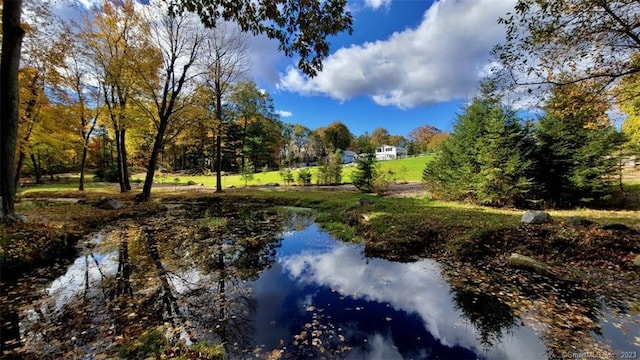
[251,224,546,359]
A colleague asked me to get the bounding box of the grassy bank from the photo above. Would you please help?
[7,185,639,270]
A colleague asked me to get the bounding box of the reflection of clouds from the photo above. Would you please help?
[46,252,118,313]
[346,333,413,360]
[280,234,545,359]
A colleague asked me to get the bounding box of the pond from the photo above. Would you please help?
[1,203,638,359]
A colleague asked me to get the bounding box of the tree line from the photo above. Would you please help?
[0,0,354,222]
[424,0,640,208]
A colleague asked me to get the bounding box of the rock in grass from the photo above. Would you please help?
[521,210,552,224]
[97,198,123,210]
[566,217,595,227]
[508,253,553,276]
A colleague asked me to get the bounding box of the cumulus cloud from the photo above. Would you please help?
[279,236,546,358]
[276,110,293,118]
[278,0,515,108]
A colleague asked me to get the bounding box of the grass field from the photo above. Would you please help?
[131,155,435,188]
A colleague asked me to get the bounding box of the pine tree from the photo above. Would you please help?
[423,81,534,206]
[352,153,376,192]
[533,83,625,207]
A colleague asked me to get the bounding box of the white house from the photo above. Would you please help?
[342,150,358,164]
[375,145,407,161]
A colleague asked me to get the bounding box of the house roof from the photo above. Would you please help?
[377,145,407,152]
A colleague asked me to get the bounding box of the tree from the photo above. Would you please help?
[200,23,249,192]
[317,149,342,185]
[136,2,207,202]
[171,0,353,77]
[370,127,390,148]
[427,132,450,152]
[408,125,441,154]
[354,132,373,154]
[351,152,376,192]
[81,0,148,193]
[615,56,640,154]
[230,81,278,172]
[495,0,640,89]
[290,124,311,163]
[533,82,625,207]
[423,81,534,207]
[320,121,351,154]
[59,24,102,191]
[1,0,25,223]
[14,2,66,190]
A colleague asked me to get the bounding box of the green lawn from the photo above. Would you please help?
[135,154,435,188]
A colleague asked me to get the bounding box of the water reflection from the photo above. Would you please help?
[2,204,638,359]
[253,224,546,359]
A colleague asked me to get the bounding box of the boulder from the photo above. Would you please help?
[634,255,640,267]
[97,198,123,210]
[508,253,553,276]
[187,180,197,186]
[566,217,595,227]
[521,210,553,224]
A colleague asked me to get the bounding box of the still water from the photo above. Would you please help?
[1,204,637,359]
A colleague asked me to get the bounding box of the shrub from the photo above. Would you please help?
[279,168,294,186]
[297,168,312,186]
[94,166,120,183]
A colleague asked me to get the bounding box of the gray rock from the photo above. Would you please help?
[98,198,123,210]
[521,210,553,224]
[566,217,595,227]
[508,253,553,276]
[634,255,640,267]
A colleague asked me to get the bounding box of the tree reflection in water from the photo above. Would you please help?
[136,203,286,356]
[450,288,517,349]
[0,203,290,358]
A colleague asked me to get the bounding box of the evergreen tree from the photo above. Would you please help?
[533,83,625,206]
[423,81,534,206]
[351,153,376,192]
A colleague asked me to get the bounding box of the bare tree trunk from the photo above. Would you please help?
[79,145,89,191]
[0,0,24,223]
[121,129,131,191]
[215,123,223,192]
[14,151,26,190]
[141,118,168,201]
[46,151,54,181]
[30,153,42,184]
[115,129,127,193]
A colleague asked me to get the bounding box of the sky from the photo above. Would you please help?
[259,0,517,137]
[54,0,518,137]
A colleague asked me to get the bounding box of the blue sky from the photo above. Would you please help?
[55,0,517,137]
[255,0,517,137]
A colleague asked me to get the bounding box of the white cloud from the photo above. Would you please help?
[365,0,391,10]
[278,0,516,109]
[279,241,546,358]
[276,110,293,118]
